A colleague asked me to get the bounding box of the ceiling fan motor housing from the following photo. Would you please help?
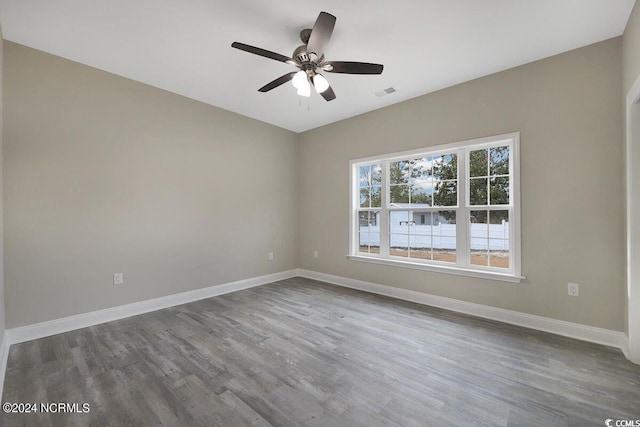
[293,45,309,64]
[293,44,324,69]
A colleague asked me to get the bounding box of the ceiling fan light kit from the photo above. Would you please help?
[313,74,330,93]
[231,11,384,102]
[292,70,310,97]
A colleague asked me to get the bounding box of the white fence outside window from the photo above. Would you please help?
[360,222,509,250]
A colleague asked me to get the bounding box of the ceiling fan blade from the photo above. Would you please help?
[231,42,293,64]
[319,85,336,102]
[306,12,336,61]
[323,61,384,75]
[258,72,298,92]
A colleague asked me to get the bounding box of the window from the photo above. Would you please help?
[349,133,522,282]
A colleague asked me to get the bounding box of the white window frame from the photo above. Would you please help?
[348,132,524,283]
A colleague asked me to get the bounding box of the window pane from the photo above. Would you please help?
[409,234,431,260]
[435,210,456,230]
[469,149,488,177]
[489,210,509,225]
[413,212,432,234]
[411,185,433,206]
[470,213,488,238]
[433,180,457,207]
[369,233,381,254]
[389,236,409,257]
[470,210,488,266]
[370,211,379,227]
[489,177,509,205]
[471,251,489,266]
[358,231,370,253]
[358,211,371,228]
[390,210,411,234]
[433,211,456,263]
[470,178,488,205]
[490,146,509,176]
[489,210,509,268]
[388,211,459,263]
[469,210,510,268]
[359,165,371,187]
[489,238,508,251]
[432,154,457,180]
[360,188,370,208]
[371,164,382,184]
[470,210,488,224]
[390,185,410,204]
[360,211,380,227]
[433,251,456,263]
[489,239,509,269]
[370,186,382,208]
[411,157,433,181]
[359,226,381,254]
[390,161,410,185]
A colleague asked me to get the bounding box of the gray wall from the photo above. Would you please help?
[0,26,5,339]
[298,38,625,331]
[624,1,640,95]
[4,42,298,328]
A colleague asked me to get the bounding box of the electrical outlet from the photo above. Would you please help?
[268,252,274,261]
[568,282,579,296]
[313,250,319,258]
[114,273,124,285]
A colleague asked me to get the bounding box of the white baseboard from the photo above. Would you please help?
[5,269,298,346]
[298,269,628,353]
[621,334,630,359]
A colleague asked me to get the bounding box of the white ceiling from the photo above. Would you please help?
[0,0,635,133]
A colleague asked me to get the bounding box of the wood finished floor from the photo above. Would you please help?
[2,277,639,426]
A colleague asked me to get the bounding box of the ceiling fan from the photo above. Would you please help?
[231,12,384,101]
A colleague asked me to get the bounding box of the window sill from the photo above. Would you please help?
[346,254,525,283]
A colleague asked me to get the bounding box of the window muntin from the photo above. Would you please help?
[350,133,520,278]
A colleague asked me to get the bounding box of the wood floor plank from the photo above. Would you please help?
[2,277,639,426]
